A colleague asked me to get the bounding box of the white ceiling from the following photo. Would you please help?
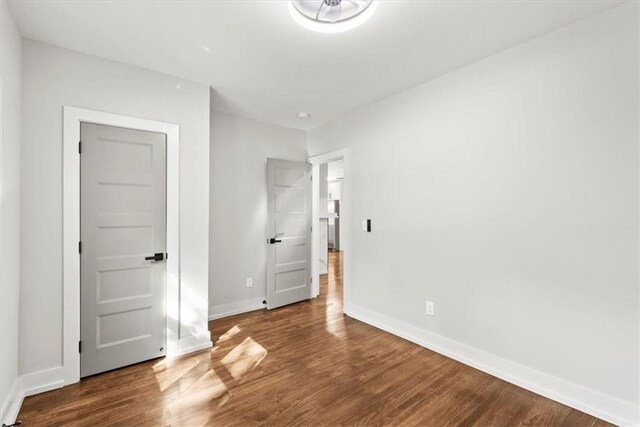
[8,0,622,130]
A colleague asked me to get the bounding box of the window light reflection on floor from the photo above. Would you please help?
[217,324,241,343]
[221,337,268,380]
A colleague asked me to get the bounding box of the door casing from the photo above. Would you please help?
[63,106,182,386]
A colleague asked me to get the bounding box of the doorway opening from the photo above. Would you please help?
[317,160,344,305]
[310,149,350,313]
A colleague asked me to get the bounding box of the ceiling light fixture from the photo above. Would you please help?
[289,0,377,34]
[297,112,311,119]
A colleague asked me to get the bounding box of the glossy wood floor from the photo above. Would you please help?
[19,251,610,426]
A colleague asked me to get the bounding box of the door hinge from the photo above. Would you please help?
[78,141,82,154]
[78,341,82,353]
[78,241,82,254]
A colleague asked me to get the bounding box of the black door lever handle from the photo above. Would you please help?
[145,253,165,261]
[268,238,282,244]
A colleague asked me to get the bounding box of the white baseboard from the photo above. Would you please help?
[0,366,66,425]
[0,377,23,425]
[21,367,65,397]
[208,297,266,320]
[346,304,638,427]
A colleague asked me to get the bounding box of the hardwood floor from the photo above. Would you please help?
[19,251,610,426]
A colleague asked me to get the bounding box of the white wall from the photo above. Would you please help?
[20,41,210,376]
[309,3,638,423]
[209,112,307,318]
[0,0,22,423]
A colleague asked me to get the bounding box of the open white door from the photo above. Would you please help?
[266,158,312,309]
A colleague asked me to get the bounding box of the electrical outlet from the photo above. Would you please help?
[246,277,253,288]
[426,301,435,316]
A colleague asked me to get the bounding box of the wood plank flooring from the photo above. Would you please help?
[18,251,610,426]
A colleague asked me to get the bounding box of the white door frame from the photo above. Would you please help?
[309,148,351,313]
[63,106,180,385]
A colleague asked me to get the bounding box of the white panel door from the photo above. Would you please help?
[267,158,312,309]
[80,122,166,377]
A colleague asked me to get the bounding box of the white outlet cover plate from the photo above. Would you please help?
[426,301,434,316]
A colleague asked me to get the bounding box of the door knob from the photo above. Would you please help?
[268,238,282,244]
[145,253,165,261]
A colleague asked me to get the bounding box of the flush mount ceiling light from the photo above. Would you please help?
[297,112,311,119]
[289,0,377,33]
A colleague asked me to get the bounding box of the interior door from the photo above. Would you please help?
[266,158,312,309]
[80,122,167,377]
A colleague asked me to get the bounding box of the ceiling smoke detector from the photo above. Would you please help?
[290,0,377,33]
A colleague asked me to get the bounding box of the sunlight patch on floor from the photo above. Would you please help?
[167,368,229,417]
[221,337,268,380]
[153,355,202,392]
[217,324,241,343]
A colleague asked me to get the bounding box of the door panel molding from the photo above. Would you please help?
[80,123,167,377]
[266,158,312,309]
[62,106,197,386]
